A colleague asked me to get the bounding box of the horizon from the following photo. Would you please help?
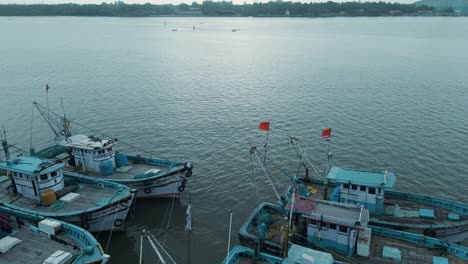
[2,0,419,6]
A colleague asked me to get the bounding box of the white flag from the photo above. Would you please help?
[185,205,192,231]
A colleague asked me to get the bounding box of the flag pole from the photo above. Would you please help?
[263,129,269,165]
[187,192,191,264]
[46,84,50,124]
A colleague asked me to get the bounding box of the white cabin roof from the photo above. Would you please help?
[63,135,117,150]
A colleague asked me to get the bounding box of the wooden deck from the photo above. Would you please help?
[0,179,117,214]
[0,225,80,264]
[353,234,463,264]
[64,162,164,180]
[382,198,468,224]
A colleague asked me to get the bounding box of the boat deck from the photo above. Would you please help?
[0,179,117,214]
[64,162,167,180]
[382,198,468,224]
[0,225,80,264]
[353,234,463,264]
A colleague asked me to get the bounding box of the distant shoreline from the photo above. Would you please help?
[0,2,448,18]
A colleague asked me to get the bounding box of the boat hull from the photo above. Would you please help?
[114,171,187,199]
[56,194,135,232]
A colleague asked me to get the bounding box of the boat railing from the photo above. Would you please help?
[370,225,468,260]
[127,155,180,167]
[64,171,130,194]
[386,191,468,215]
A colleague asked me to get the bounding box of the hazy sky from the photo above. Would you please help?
[3,0,417,5]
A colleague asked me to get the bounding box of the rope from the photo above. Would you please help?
[288,136,320,177]
[162,183,178,248]
[105,203,120,253]
[250,146,283,203]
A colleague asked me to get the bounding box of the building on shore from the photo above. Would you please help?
[415,0,467,15]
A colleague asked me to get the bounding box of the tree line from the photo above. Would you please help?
[0,1,434,17]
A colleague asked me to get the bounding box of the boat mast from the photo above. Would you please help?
[33,101,72,143]
[1,127,10,160]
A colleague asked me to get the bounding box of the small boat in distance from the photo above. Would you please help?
[32,101,193,199]
[0,151,135,232]
[0,206,110,264]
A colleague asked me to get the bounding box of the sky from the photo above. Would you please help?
[2,0,417,5]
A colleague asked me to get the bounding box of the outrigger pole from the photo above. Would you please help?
[226,210,233,259]
[186,192,192,264]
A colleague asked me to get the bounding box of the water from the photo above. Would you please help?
[1,16,468,263]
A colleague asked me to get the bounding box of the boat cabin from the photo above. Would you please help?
[0,156,65,201]
[64,135,117,175]
[290,197,370,257]
[326,166,396,214]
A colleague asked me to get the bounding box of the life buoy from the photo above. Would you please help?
[185,170,192,178]
[144,187,152,194]
[114,219,124,228]
[178,184,185,192]
[178,179,187,192]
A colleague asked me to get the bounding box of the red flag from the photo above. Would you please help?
[258,122,270,131]
[46,84,49,93]
[321,128,332,140]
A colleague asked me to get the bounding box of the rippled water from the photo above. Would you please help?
[1,16,468,263]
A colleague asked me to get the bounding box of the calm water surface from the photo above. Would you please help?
[0,16,468,263]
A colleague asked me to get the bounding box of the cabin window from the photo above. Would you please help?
[368,187,376,194]
[309,220,317,227]
[321,223,328,230]
[107,148,112,152]
[378,188,382,194]
[40,174,48,181]
[343,183,349,189]
[13,172,18,178]
[360,186,366,192]
[338,226,348,234]
[51,171,58,178]
[329,224,337,230]
[17,173,23,179]
[351,184,357,190]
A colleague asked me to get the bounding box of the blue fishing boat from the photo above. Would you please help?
[0,206,109,264]
[0,149,135,232]
[252,137,468,243]
[222,244,337,264]
[239,200,468,263]
[32,101,193,198]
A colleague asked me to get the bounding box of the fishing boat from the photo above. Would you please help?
[0,152,136,232]
[222,244,338,264]
[239,200,468,263]
[0,206,110,264]
[32,101,193,198]
[285,136,468,243]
